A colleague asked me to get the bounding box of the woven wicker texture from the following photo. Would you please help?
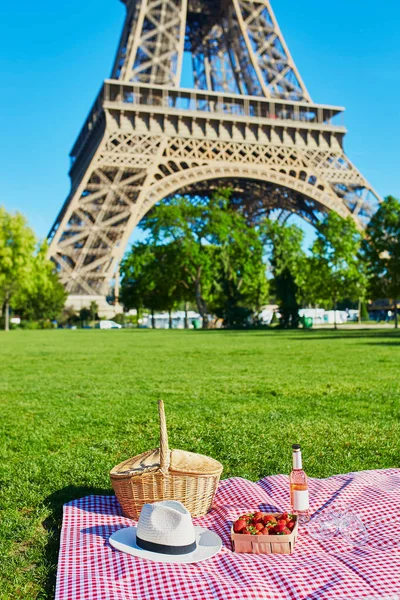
[110,400,223,518]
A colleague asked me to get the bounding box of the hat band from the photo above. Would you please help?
[136,535,197,555]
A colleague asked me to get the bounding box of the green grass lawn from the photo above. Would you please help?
[1,328,400,598]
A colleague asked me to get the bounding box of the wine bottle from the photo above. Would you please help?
[289,444,310,523]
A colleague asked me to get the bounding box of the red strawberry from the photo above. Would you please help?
[281,512,289,520]
[256,531,263,535]
[283,528,291,535]
[264,514,276,521]
[261,528,269,535]
[253,512,264,522]
[234,519,247,533]
[243,530,251,535]
[276,520,286,532]
[255,522,264,531]
[268,526,277,535]
[239,513,253,523]
[245,525,257,535]
[287,520,295,529]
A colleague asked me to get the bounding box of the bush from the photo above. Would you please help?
[58,307,79,327]
[18,320,56,330]
[39,320,56,329]
[20,320,41,330]
[223,306,252,329]
[112,313,126,325]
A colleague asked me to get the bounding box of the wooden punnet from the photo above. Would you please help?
[231,514,299,555]
[110,400,223,519]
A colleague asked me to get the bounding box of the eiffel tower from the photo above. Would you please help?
[48,0,381,315]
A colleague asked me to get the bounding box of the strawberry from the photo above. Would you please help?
[255,522,264,531]
[253,512,264,522]
[282,528,291,535]
[234,519,247,533]
[243,530,251,535]
[256,531,263,535]
[287,520,295,530]
[264,514,276,521]
[276,520,286,532]
[281,512,289,520]
[268,526,277,535]
[239,513,253,522]
[261,528,269,535]
[246,525,258,535]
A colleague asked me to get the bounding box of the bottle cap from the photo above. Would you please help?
[292,444,301,450]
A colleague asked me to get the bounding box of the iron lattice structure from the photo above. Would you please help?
[48,0,380,312]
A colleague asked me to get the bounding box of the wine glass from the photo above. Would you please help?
[339,512,369,546]
[307,510,339,541]
[308,504,369,546]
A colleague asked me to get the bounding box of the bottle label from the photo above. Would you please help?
[293,490,309,511]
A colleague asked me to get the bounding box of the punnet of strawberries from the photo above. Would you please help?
[233,511,297,536]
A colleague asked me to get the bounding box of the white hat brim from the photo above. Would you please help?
[109,526,222,564]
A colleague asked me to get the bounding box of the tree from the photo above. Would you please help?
[120,242,182,327]
[154,243,185,327]
[0,207,36,331]
[140,193,221,326]
[310,212,366,329]
[364,196,400,328]
[120,243,157,327]
[13,242,66,322]
[90,301,99,322]
[140,189,268,327]
[263,220,306,328]
[360,301,369,322]
[79,307,91,325]
[210,207,268,327]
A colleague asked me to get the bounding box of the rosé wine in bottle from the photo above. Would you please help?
[290,444,310,523]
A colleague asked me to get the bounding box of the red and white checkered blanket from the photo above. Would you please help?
[55,469,400,599]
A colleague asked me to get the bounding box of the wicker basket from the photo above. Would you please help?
[110,400,223,518]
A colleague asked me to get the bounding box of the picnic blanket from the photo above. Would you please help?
[55,469,400,599]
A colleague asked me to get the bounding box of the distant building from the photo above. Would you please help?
[143,311,202,329]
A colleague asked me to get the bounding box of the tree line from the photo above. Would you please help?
[1,192,400,330]
[120,191,400,329]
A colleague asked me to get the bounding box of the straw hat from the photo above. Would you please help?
[109,500,222,564]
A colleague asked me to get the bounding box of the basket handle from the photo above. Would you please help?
[158,400,170,475]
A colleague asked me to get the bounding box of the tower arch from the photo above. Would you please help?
[138,163,352,225]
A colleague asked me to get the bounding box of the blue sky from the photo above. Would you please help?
[0,0,399,243]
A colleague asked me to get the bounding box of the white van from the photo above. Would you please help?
[97,320,122,330]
